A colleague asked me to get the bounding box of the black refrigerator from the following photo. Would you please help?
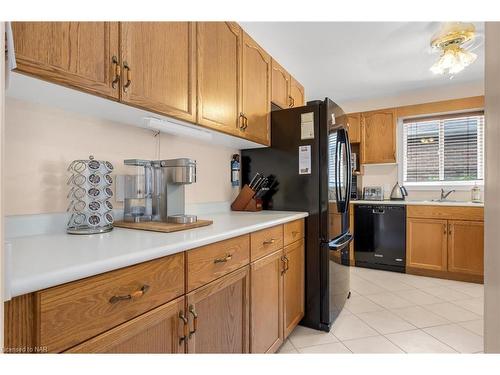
[242,98,352,332]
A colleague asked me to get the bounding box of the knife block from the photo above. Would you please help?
[231,184,263,212]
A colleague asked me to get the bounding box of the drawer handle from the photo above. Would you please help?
[214,253,232,264]
[189,305,198,338]
[179,311,189,344]
[109,284,149,304]
[292,230,299,236]
[263,238,276,245]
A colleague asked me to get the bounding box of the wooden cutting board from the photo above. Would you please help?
[113,219,213,233]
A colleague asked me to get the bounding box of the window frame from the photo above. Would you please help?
[397,110,485,191]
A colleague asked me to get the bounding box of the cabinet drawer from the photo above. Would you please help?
[407,205,484,221]
[187,235,250,292]
[37,253,184,353]
[250,225,284,261]
[284,219,304,246]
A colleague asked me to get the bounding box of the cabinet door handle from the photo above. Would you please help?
[263,238,276,245]
[284,255,289,272]
[188,305,198,338]
[288,96,294,108]
[179,311,188,344]
[109,284,149,304]
[111,56,121,89]
[243,115,248,130]
[443,224,447,235]
[123,61,132,92]
[239,113,245,129]
[448,224,452,235]
[214,253,232,264]
[281,255,287,274]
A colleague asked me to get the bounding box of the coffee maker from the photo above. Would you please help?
[123,158,197,223]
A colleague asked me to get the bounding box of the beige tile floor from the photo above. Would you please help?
[278,266,484,354]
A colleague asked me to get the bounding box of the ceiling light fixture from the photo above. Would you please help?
[430,22,478,79]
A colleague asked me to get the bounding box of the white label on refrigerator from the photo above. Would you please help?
[301,112,315,140]
[298,145,311,175]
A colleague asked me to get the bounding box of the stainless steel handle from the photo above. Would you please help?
[109,284,149,304]
[214,253,232,264]
[372,209,385,214]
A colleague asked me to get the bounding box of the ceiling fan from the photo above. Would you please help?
[430,22,481,78]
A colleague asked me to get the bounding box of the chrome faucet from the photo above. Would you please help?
[440,188,455,200]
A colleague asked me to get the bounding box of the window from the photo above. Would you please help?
[402,112,484,186]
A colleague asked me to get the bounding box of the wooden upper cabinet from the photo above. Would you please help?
[283,239,305,338]
[360,109,397,164]
[66,297,186,353]
[290,77,305,107]
[250,250,283,353]
[12,22,119,99]
[271,59,291,109]
[346,113,361,143]
[407,218,448,271]
[197,22,242,136]
[120,22,196,122]
[241,32,271,145]
[187,266,250,353]
[448,220,484,276]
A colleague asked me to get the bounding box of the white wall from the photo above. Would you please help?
[484,22,500,353]
[4,97,239,216]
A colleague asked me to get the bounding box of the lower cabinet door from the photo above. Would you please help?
[250,250,283,353]
[187,267,250,353]
[283,239,305,338]
[65,296,186,353]
[448,220,484,276]
[407,218,448,271]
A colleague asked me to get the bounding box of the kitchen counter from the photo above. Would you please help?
[349,199,484,207]
[4,210,308,299]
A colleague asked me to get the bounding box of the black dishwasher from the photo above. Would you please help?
[354,205,406,273]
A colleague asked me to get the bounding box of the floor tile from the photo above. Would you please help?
[350,279,386,295]
[357,310,416,334]
[394,289,444,305]
[343,335,404,353]
[420,286,472,302]
[424,324,483,353]
[423,302,481,323]
[458,285,484,298]
[458,319,484,337]
[298,342,351,353]
[391,305,449,328]
[365,292,415,309]
[344,294,385,314]
[452,298,484,316]
[330,313,379,341]
[277,340,298,353]
[385,329,456,353]
[399,274,441,288]
[288,325,338,348]
[372,279,415,292]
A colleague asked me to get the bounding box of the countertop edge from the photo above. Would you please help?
[9,212,308,298]
[349,200,484,207]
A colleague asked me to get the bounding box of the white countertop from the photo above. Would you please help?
[350,199,484,207]
[4,210,308,299]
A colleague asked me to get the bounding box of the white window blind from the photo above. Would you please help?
[403,112,484,184]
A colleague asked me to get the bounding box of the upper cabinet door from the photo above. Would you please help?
[120,22,196,122]
[12,22,120,99]
[241,32,271,146]
[197,22,242,136]
[271,59,291,109]
[346,113,361,143]
[290,77,305,108]
[360,109,397,164]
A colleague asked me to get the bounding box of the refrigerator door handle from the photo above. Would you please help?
[344,129,352,213]
[328,232,353,251]
[334,133,341,206]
